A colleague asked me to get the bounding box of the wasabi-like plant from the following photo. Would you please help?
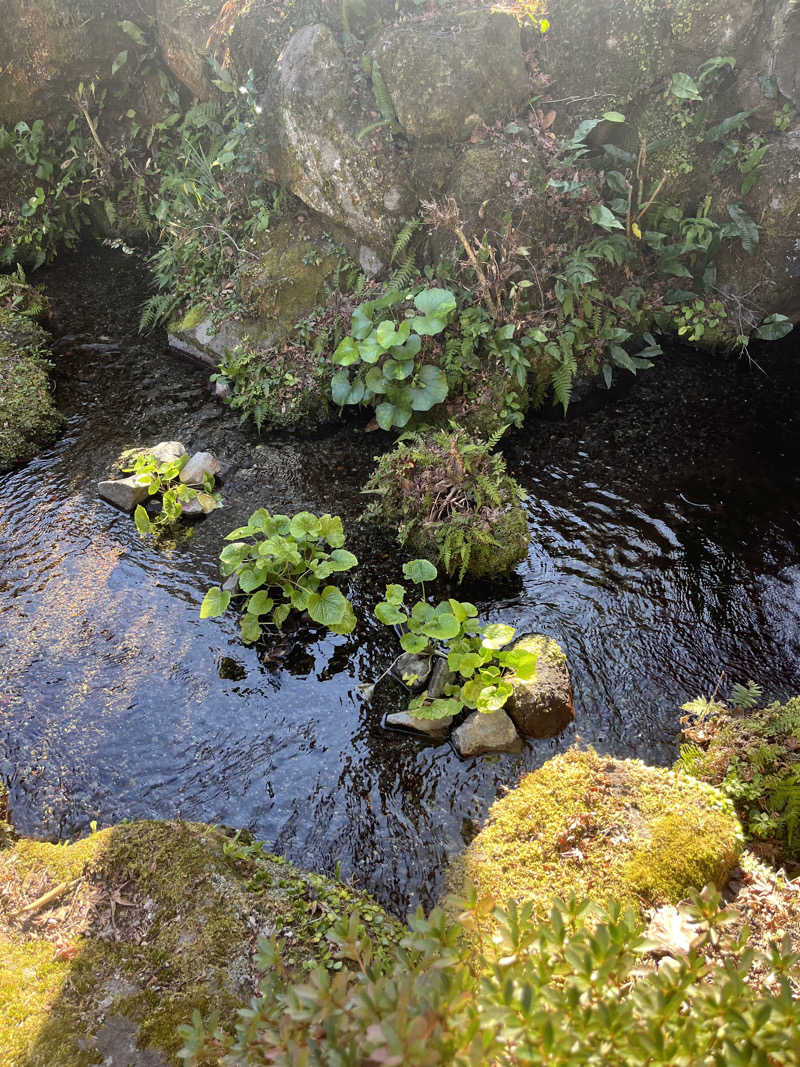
[374,559,537,718]
[124,452,220,536]
[331,287,454,430]
[201,509,357,643]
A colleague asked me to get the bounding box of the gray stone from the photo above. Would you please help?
[222,573,240,594]
[505,634,575,739]
[393,652,432,690]
[371,10,529,143]
[179,492,221,517]
[452,710,522,757]
[427,655,456,699]
[180,451,222,485]
[150,441,187,464]
[385,709,453,739]
[98,476,148,512]
[268,23,413,253]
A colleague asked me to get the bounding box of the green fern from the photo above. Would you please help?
[139,291,180,332]
[388,252,418,290]
[370,61,400,132]
[551,354,577,414]
[391,219,420,264]
[770,769,800,849]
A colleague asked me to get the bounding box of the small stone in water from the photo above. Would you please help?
[149,441,187,464]
[98,476,148,512]
[386,710,452,739]
[452,709,523,757]
[180,451,222,485]
[392,652,431,690]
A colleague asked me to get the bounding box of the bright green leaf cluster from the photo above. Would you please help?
[331,287,454,430]
[200,509,358,643]
[123,452,220,537]
[374,560,536,719]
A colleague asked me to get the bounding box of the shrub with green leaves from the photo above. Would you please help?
[374,559,537,720]
[124,452,220,537]
[331,287,454,430]
[201,510,357,644]
[363,425,529,580]
[179,887,800,1065]
[678,689,800,864]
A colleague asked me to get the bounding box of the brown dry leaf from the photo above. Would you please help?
[541,109,557,129]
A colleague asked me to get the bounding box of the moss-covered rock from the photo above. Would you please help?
[505,633,575,738]
[0,284,63,473]
[370,9,529,144]
[0,820,402,1066]
[239,218,344,338]
[451,748,743,930]
[363,427,530,581]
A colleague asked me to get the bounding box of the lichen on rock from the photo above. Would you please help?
[505,633,575,738]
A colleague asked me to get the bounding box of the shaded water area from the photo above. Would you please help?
[1,245,799,915]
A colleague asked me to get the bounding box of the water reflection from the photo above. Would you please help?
[0,246,798,915]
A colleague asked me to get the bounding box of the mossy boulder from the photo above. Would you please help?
[715,127,800,321]
[239,217,343,338]
[505,634,575,738]
[452,748,743,929]
[370,9,529,144]
[363,427,530,581]
[267,23,413,268]
[537,0,764,116]
[0,294,63,473]
[0,820,402,1066]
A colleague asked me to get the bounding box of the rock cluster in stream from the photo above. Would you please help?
[385,633,575,757]
[97,441,223,514]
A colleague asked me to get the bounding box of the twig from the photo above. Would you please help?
[17,878,81,920]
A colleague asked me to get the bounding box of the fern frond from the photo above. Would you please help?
[388,252,418,290]
[551,354,577,414]
[485,424,507,453]
[371,61,399,130]
[391,219,420,264]
[770,770,800,848]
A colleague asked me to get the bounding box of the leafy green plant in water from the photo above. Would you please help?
[331,287,454,430]
[123,452,220,537]
[374,559,536,719]
[201,510,357,644]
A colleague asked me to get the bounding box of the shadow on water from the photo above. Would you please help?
[1,243,799,915]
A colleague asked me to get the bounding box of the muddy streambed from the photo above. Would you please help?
[1,245,799,915]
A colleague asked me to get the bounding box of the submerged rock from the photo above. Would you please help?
[392,652,432,690]
[451,709,522,757]
[506,634,575,739]
[0,820,402,1066]
[98,475,148,512]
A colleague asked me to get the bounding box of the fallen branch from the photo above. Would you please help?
[17,878,81,920]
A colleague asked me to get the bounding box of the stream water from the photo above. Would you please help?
[1,245,798,915]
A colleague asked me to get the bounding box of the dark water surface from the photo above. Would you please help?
[1,246,799,915]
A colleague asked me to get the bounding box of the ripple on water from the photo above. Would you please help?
[0,246,799,915]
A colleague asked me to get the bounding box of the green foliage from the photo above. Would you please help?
[677,691,800,863]
[373,559,536,719]
[122,452,220,537]
[0,265,48,320]
[362,426,528,580]
[201,510,357,644]
[331,287,455,430]
[179,887,800,1065]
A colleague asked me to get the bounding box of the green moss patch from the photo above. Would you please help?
[0,289,64,473]
[0,821,402,1066]
[452,748,743,929]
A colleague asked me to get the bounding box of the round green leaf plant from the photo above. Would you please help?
[124,452,220,536]
[374,560,537,719]
[331,287,455,430]
[201,509,358,644]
